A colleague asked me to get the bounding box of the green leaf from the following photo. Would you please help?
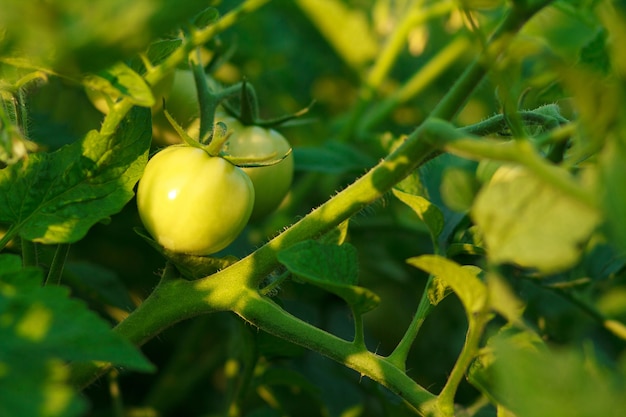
[0,107,151,244]
[600,134,626,255]
[0,254,154,417]
[484,334,626,417]
[407,255,487,315]
[64,262,135,311]
[84,62,155,108]
[278,240,380,314]
[440,167,480,212]
[392,189,444,240]
[293,142,376,175]
[0,0,208,74]
[471,165,601,273]
[487,273,526,326]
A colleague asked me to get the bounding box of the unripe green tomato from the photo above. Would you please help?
[136,145,255,255]
[221,118,294,220]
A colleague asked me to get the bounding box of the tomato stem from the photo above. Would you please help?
[190,48,218,145]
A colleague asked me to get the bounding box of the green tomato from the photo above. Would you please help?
[221,118,294,220]
[136,145,255,255]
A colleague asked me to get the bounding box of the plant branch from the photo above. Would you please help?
[387,275,435,370]
[436,312,490,416]
[421,118,597,209]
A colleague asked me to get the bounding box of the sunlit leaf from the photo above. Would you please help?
[407,255,487,314]
[392,189,444,240]
[471,165,601,273]
[0,107,151,244]
[83,62,155,108]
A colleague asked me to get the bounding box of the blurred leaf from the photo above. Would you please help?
[0,0,208,74]
[295,0,379,69]
[487,273,526,326]
[293,142,376,174]
[83,62,155,108]
[408,255,487,315]
[488,336,626,417]
[579,28,611,74]
[278,240,380,314]
[0,253,154,417]
[392,188,444,240]
[64,262,135,310]
[440,167,480,212]
[600,133,626,255]
[468,326,546,404]
[471,165,601,273]
[0,107,151,244]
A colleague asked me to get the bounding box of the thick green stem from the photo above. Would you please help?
[214,124,435,289]
[231,289,438,416]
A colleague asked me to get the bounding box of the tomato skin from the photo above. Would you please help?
[221,119,294,220]
[136,145,255,255]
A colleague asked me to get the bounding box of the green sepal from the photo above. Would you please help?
[134,228,238,279]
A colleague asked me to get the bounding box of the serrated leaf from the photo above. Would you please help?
[135,227,238,279]
[278,241,380,314]
[0,107,151,244]
[293,142,376,175]
[84,62,155,107]
[392,188,444,239]
[471,165,601,273]
[407,255,487,315]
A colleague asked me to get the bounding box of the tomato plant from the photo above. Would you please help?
[136,145,254,255]
[2,1,626,417]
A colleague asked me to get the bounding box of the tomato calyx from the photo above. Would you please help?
[222,78,315,129]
